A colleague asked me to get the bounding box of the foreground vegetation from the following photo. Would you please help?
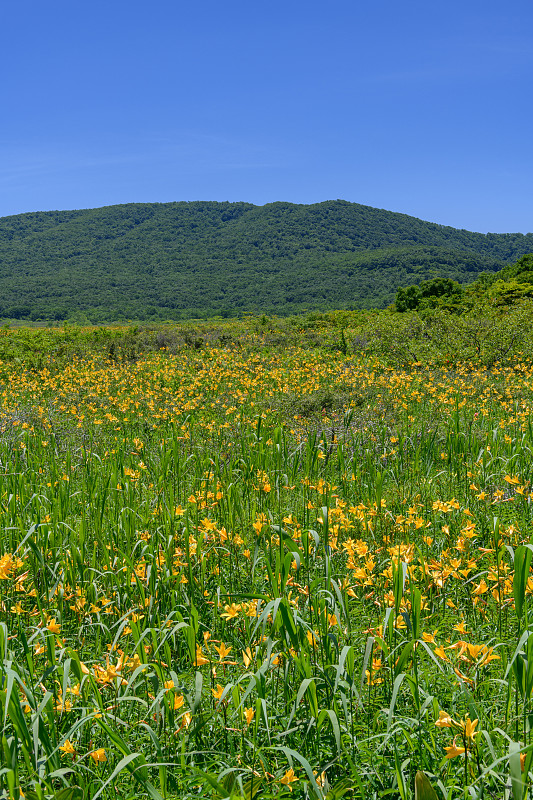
[2,200,533,321]
[1,311,533,799]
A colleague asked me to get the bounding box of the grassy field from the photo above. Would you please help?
[0,317,532,799]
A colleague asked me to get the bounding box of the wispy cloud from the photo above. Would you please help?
[0,131,292,190]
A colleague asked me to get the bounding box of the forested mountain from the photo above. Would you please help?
[0,200,531,320]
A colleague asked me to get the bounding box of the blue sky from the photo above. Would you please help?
[1,0,532,232]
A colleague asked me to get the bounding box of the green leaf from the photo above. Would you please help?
[278,598,300,650]
[240,776,262,800]
[317,709,341,755]
[91,754,142,800]
[513,545,533,621]
[95,719,163,800]
[54,789,84,800]
[411,587,422,640]
[508,741,523,800]
[394,641,414,677]
[194,769,227,798]
[276,746,324,799]
[414,771,438,800]
[387,673,406,731]
[325,778,354,799]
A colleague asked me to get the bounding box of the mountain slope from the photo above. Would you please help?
[0,200,531,320]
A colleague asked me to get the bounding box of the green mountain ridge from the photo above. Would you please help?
[1,200,532,320]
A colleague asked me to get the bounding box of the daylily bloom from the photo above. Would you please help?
[444,739,466,759]
[59,740,76,756]
[220,603,240,620]
[280,768,299,790]
[434,646,449,662]
[46,618,61,634]
[463,717,478,739]
[212,683,225,700]
[194,646,209,666]
[242,647,253,668]
[214,642,232,661]
[435,710,454,728]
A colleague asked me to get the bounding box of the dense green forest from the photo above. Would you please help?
[1,200,532,321]
[395,253,533,311]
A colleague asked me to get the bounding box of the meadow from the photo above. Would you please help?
[0,314,532,800]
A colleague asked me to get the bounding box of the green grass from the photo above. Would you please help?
[0,316,532,799]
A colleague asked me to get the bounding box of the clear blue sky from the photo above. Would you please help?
[2,0,532,232]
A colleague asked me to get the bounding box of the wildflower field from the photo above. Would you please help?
[1,315,533,800]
